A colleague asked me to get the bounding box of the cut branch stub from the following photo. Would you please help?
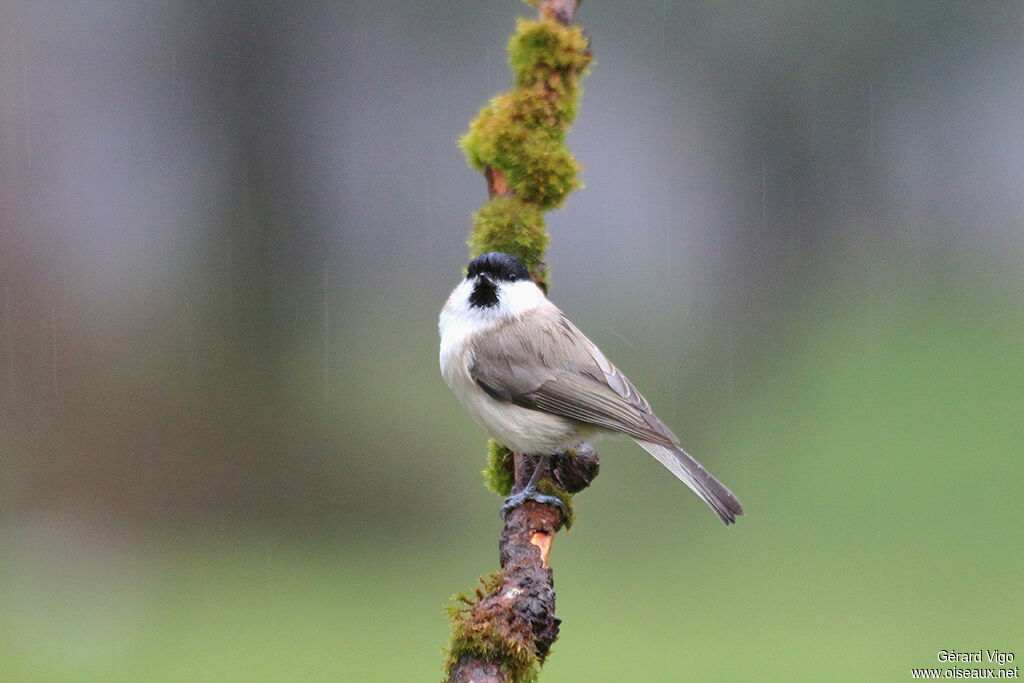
[539,0,579,25]
[486,166,511,198]
[551,443,599,493]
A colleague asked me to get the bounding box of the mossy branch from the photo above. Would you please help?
[458,6,591,291]
[444,3,595,682]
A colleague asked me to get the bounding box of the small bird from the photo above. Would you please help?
[439,252,743,525]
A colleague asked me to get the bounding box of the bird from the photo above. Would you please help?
[439,252,743,525]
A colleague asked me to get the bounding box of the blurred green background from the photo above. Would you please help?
[1,1,1021,681]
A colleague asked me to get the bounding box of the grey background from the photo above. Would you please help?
[3,1,1019,528]
[1,2,1022,679]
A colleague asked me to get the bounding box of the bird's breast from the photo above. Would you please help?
[439,332,588,455]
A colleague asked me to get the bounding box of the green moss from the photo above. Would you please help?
[509,19,591,95]
[444,571,506,620]
[459,17,590,211]
[469,197,548,276]
[483,441,515,497]
[444,571,540,683]
[444,624,538,683]
[460,91,581,210]
[507,135,580,210]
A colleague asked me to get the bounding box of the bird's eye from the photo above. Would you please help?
[508,273,518,282]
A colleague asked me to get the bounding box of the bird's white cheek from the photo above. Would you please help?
[502,281,548,316]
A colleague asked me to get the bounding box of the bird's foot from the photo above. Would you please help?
[501,490,569,521]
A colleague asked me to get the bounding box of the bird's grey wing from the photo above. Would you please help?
[575,327,653,414]
[469,309,677,447]
[471,309,743,525]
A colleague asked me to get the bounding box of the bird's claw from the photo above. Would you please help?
[501,491,568,522]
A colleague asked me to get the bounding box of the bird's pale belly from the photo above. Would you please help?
[442,352,593,455]
[463,392,588,454]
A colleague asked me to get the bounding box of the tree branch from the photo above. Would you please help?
[446,448,598,683]
[445,1,590,681]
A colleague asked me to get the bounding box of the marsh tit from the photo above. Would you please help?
[439,252,743,525]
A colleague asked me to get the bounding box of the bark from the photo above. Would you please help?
[446,447,599,683]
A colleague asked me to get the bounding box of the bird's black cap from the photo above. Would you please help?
[466,252,532,283]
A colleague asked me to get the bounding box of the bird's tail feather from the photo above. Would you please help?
[637,441,744,525]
